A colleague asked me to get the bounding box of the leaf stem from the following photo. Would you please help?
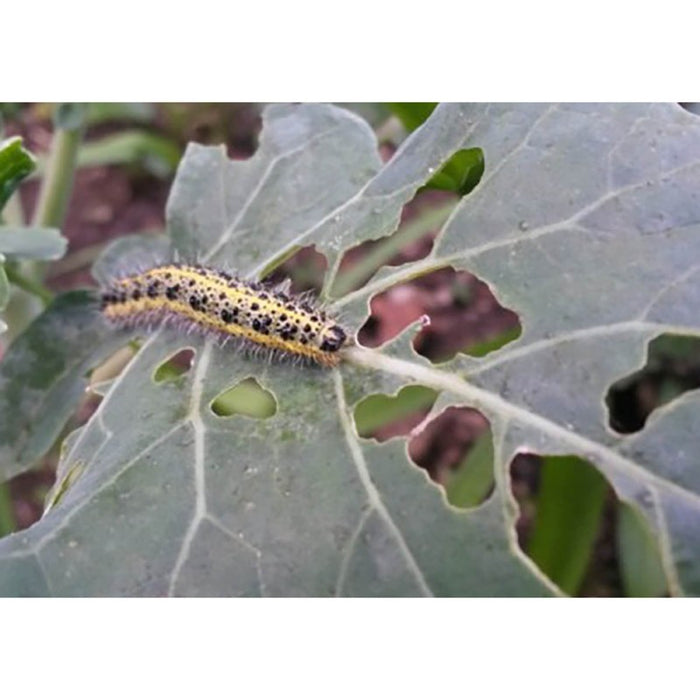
[32,109,84,229]
[5,264,54,305]
[22,105,85,294]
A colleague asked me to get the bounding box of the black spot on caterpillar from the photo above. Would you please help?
[100,264,349,367]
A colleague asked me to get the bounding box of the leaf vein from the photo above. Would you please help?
[334,370,433,597]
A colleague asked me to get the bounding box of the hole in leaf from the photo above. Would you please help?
[358,266,522,363]
[422,148,485,197]
[606,334,700,434]
[409,406,494,509]
[88,343,138,393]
[261,245,327,297]
[384,104,485,196]
[509,453,666,596]
[153,348,195,384]
[0,462,58,536]
[353,390,493,509]
[210,377,277,419]
[354,385,438,441]
[331,190,458,298]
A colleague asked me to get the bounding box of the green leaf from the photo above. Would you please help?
[76,131,181,178]
[31,131,182,180]
[445,431,494,509]
[0,137,36,213]
[0,291,134,480]
[386,105,483,196]
[525,456,608,595]
[354,385,437,436]
[86,103,157,126]
[387,103,438,132]
[425,147,484,196]
[0,103,699,597]
[0,226,67,260]
[0,481,16,536]
[617,501,667,596]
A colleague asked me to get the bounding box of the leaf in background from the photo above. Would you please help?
[445,431,494,509]
[354,385,437,437]
[387,103,438,132]
[0,227,67,260]
[617,500,667,597]
[525,456,608,595]
[0,291,133,481]
[76,131,181,178]
[424,148,484,196]
[0,136,36,213]
[0,104,699,597]
[32,131,182,180]
[386,104,484,196]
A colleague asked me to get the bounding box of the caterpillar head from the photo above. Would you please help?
[317,323,347,353]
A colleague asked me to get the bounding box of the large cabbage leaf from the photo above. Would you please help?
[0,103,698,596]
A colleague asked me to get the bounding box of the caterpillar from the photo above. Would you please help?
[99,264,349,367]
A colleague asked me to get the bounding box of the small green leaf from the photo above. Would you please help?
[526,456,608,595]
[0,226,67,260]
[0,137,36,213]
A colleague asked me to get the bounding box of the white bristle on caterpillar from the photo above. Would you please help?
[99,263,349,367]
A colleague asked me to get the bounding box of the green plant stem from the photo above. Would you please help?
[5,264,53,305]
[32,122,83,229]
[24,115,84,290]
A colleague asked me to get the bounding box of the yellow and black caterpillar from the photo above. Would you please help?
[100,264,348,367]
